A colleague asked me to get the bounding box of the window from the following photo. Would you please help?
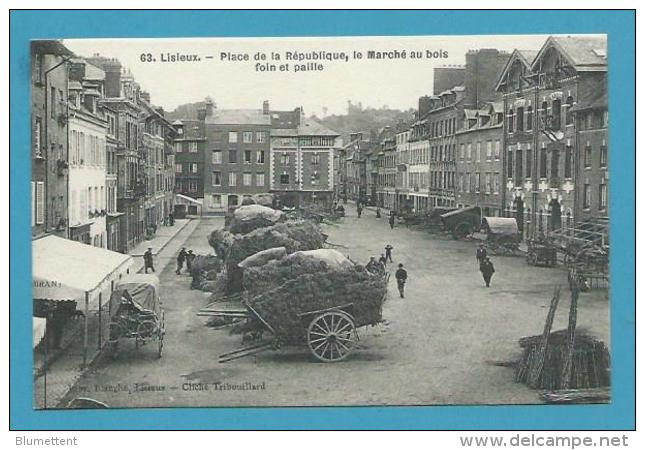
[256,131,266,143]
[256,150,265,164]
[565,96,574,125]
[600,142,608,167]
[228,172,237,186]
[280,153,289,165]
[311,153,321,165]
[244,150,252,163]
[507,109,514,133]
[541,101,548,129]
[584,142,592,168]
[475,172,481,192]
[50,89,56,118]
[228,150,237,163]
[280,173,290,185]
[256,173,265,187]
[599,181,607,210]
[188,142,198,153]
[516,107,524,131]
[583,183,591,209]
[175,142,183,153]
[494,172,500,194]
[507,150,514,178]
[210,194,222,208]
[601,111,608,128]
[564,146,573,178]
[33,117,42,157]
[467,144,472,161]
[526,106,533,131]
[526,148,532,178]
[551,149,559,178]
[515,150,523,183]
[189,181,197,192]
[540,148,547,178]
[34,53,43,84]
[228,131,238,143]
[175,163,182,174]
[212,171,221,186]
[191,163,198,173]
[486,141,492,161]
[243,172,252,186]
[495,141,501,160]
[460,144,465,160]
[212,150,222,164]
[551,99,561,130]
[243,132,253,143]
[485,173,491,194]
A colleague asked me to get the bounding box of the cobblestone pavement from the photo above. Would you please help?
[61,210,609,408]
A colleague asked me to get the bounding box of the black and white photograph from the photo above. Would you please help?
[30,34,610,410]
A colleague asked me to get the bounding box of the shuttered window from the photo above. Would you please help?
[35,181,45,224]
[31,182,36,226]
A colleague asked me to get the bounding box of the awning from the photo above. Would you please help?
[33,317,46,349]
[175,193,203,205]
[32,235,133,302]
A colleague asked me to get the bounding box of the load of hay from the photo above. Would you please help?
[225,204,286,235]
[190,254,223,290]
[253,193,274,207]
[244,250,387,341]
[208,229,235,260]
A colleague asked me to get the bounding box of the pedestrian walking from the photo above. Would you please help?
[176,247,187,275]
[143,248,155,273]
[186,250,196,273]
[169,212,175,226]
[480,257,495,287]
[379,253,387,268]
[376,207,381,218]
[476,243,488,265]
[389,212,395,229]
[395,263,407,298]
[385,244,394,263]
[357,203,363,218]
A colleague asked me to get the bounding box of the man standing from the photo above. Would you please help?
[176,247,187,275]
[395,263,407,298]
[379,253,388,268]
[186,250,196,274]
[480,257,495,287]
[357,202,363,218]
[385,244,394,263]
[143,248,155,273]
[389,211,395,229]
[476,243,488,265]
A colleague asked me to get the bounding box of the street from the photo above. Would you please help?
[63,208,609,407]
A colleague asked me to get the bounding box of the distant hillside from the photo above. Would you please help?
[165,101,207,121]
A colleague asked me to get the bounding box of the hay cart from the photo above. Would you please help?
[481,217,521,256]
[440,206,482,239]
[526,238,558,266]
[206,276,389,363]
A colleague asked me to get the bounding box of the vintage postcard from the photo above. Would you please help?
[25,32,616,412]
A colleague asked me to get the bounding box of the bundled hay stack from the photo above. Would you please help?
[253,193,274,207]
[225,204,286,235]
[208,229,235,260]
[190,255,223,290]
[246,261,387,341]
[515,330,610,390]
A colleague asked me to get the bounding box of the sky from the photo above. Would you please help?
[63,35,595,117]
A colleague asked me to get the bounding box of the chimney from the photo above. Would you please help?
[205,98,214,117]
[140,91,151,104]
[197,106,207,121]
[263,100,270,115]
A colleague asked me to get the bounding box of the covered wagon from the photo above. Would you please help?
[481,217,521,256]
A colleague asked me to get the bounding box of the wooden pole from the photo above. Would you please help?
[528,286,561,388]
[83,291,89,367]
[561,285,579,389]
[98,292,102,351]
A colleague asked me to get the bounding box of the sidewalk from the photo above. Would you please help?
[32,218,197,409]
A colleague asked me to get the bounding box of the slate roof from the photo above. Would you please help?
[205,109,271,125]
[532,36,607,72]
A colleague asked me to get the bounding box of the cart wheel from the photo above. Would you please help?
[136,320,156,349]
[307,311,356,362]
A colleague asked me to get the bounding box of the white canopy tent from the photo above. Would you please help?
[32,235,134,363]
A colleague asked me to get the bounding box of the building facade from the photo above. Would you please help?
[173,118,206,214]
[203,101,272,213]
[375,128,397,210]
[269,109,338,208]
[496,36,607,237]
[30,40,73,239]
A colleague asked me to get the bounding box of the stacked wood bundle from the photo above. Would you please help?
[247,266,387,342]
[515,330,610,390]
[540,387,610,404]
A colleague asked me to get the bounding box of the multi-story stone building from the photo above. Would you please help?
[496,36,607,237]
[67,59,108,247]
[269,108,339,208]
[455,102,504,217]
[375,127,397,210]
[103,104,122,251]
[203,100,272,213]
[342,132,371,203]
[394,127,412,212]
[30,40,73,239]
[173,117,206,215]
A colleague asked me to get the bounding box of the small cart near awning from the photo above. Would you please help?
[32,235,134,364]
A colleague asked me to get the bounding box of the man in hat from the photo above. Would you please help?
[385,244,394,263]
[389,211,396,229]
[379,253,388,268]
[176,247,187,275]
[395,263,408,298]
[480,257,495,288]
[143,248,155,273]
[476,243,488,266]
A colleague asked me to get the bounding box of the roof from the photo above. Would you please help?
[31,40,75,57]
[205,109,271,125]
[495,48,538,91]
[489,101,504,114]
[532,36,607,72]
[298,117,339,136]
[482,217,519,236]
[464,109,479,121]
[517,50,539,65]
[32,235,133,302]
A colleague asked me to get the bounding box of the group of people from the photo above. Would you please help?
[163,213,175,227]
[364,244,408,299]
[476,243,496,287]
[176,247,196,275]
